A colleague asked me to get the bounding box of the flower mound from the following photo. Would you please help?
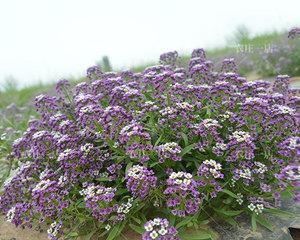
[0,46,299,239]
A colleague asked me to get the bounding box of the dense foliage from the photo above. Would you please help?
[0,31,299,240]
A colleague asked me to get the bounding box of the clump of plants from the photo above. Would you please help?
[0,44,299,240]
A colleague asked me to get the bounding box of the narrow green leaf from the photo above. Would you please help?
[251,213,257,231]
[129,224,144,234]
[176,216,193,229]
[214,208,243,217]
[181,230,212,240]
[256,215,273,231]
[181,132,189,147]
[180,143,195,156]
[106,225,120,240]
[220,189,238,198]
[154,134,163,147]
[131,216,141,224]
[264,208,294,218]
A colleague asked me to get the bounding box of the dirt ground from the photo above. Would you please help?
[0,217,47,240]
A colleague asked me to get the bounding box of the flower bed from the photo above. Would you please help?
[0,46,299,240]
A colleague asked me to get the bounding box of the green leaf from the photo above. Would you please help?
[220,189,238,198]
[181,132,189,147]
[222,216,237,226]
[180,144,195,156]
[96,177,109,182]
[150,162,160,167]
[106,224,120,240]
[154,134,163,147]
[251,213,257,231]
[169,215,176,226]
[125,162,133,174]
[129,224,144,234]
[131,216,142,224]
[176,216,194,229]
[256,215,273,231]
[181,230,212,240]
[65,231,79,239]
[264,208,294,218]
[214,208,243,217]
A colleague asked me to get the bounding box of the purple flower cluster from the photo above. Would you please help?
[155,142,182,163]
[164,172,201,217]
[0,47,299,238]
[126,165,157,199]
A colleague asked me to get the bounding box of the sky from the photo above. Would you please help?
[0,0,299,87]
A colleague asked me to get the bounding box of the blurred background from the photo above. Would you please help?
[0,0,300,89]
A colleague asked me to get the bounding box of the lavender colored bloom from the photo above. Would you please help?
[155,142,182,163]
[164,172,201,216]
[126,165,157,199]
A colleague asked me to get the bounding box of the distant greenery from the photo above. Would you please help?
[1,29,299,108]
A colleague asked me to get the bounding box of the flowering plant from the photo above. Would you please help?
[0,44,299,240]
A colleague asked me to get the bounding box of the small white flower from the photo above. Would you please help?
[248,203,256,211]
[145,224,153,232]
[150,230,159,239]
[158,228,168,235]
[105,224,111,231]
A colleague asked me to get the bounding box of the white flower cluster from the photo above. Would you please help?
[238,168,252,180]
[286,167,300,181]
[119,122,140,137]
[105,224,111,231]
[274,105,295,115]
[159,107,177,116]
[254,162,267,174]
[79,105,95,114]
[175,102,194,111]
[113,85,139,96]
[80,143,94,155]
[236,193,243,205]
[39,169,51,180]
[74,93,92,103]
[32,130,47,140]
[57,149,73,162]
[161,142,181,154]
[229,130,251,143]
[201,119,221,128]
[144,218,169,239]
[219,111,234,122]
[47,221,60,237]
[117,197,134,214]
[213,142,227,151]
[203,159,222,178]
[169,171,192,187]
[35,94,45,102]
[143,101,159,110]
[214,80,229,86]
[49,112,64,121]
[127,165,145,180]
[12,137,23,146]
[248,203,264,214]
[32,179,52,192]
[79,185,116,200]
[244,97,267,105]
[3,161,32,187]
[1,133,7,140]
[58,175,68,186]
[229,179,236,187]
[6,206,16,223]
[289,137,299,149]
[59,120,72,128]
